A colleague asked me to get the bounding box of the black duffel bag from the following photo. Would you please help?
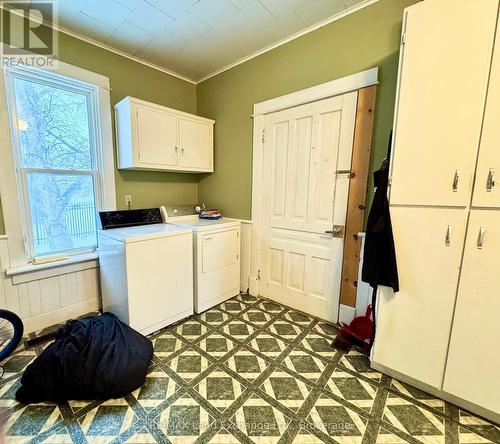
[16,312,153,403]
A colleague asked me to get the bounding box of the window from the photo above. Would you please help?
[3,65,114,260]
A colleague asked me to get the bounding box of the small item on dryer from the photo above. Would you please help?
[194,203,206,214]
[199,208,222,220]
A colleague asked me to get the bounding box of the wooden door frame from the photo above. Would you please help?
[250,68,378,322]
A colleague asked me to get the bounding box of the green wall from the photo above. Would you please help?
[197,0,418,220]
[0,27,197,234]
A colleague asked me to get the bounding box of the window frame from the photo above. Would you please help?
[0,55,116,268]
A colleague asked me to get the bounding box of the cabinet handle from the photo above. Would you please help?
[175,146,178,152]
[486,169,495,192]
[181,147,185,153]
[477,227,485,249]
[445,225,452,246]
[452,169,459,192]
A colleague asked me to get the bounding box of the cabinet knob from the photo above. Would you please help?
[452,169,459,192]
[445,225,452,246]
[477,227,485,249]
[486,169,495,192]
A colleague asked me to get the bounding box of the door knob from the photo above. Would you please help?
[325,225,345,238]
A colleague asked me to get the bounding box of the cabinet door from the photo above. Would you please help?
[443,210,500,413]
[372,206,468,388]
[473,22,500,207]
[179,117,212,170]
[390,0,498,206]
[136,105,178,167]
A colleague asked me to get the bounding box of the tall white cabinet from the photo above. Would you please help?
[372,0,500,424]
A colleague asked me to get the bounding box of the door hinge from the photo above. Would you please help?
[257,270,261,280]
[261,130,265,144]
[401,32,406,45]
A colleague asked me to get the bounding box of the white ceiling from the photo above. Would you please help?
[49,0,369,82]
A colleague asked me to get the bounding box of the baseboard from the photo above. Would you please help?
[22,298,101,333]
[371,361,500,425]
[338,304,356,325]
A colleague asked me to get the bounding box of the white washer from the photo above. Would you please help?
[161,205,241,313]
[98,213,194,335]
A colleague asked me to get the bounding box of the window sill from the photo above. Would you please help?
[5,252,99,285]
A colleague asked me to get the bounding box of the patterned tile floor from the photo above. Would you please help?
[0,294,499,443]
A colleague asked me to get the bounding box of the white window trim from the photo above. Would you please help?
[0,53,116,274]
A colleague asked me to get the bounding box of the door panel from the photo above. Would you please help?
[287,116,312,224]
[372,206,468,389]
[390,0,498,206]
[260,93,357,322]
[179,118,212,170]
[473,19,500,207]
[271,121,290,220]
[309,110,341,226]
[136,106,178,166]
[443,210,500,412]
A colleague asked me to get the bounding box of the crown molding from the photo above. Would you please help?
[1,0,379,85]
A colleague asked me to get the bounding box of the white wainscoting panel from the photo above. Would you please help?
[0,237,101,333]
[240,221,252,292]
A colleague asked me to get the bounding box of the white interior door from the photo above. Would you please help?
[179,117,212,170]
[372,206,468,389]
[443,209,500,413]
[473,15,500,208]
[136,105,178,166]
[389,0,498,207]
[259,93,357,323]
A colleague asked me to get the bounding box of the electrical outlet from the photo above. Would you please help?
[125,195,132,208]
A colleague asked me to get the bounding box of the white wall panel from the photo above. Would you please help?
[27,280,42,317]
[0,237,101,333]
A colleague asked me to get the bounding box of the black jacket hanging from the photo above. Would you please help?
[362,134,399,293]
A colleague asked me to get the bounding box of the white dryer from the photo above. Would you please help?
[161,205,241,313]
[98,209,194,335]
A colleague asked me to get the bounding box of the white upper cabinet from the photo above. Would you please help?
[389,0,498,206]
[473,20,500,207]
[115,97,214,173]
